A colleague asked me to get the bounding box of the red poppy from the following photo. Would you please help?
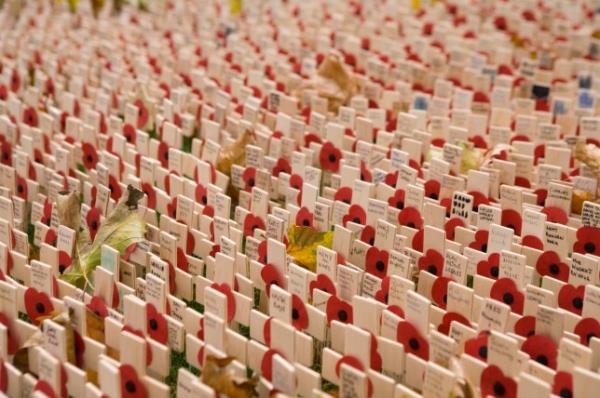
[501,209,522,235]
[309,274,336,299]
[23,106,38,127]
[410,229,423,252]
[242,167,256,192]
[146,303,168,344]
[243,214,265,237]
[334,186,352,204]
[166,197,177,219]
[108,175,122,201]
[521,235,544,250]
[374,277,390,304]
[477,253,500,279]
[535,251,569,282]
[388,188,405,209]
[261,348,284,381]
[289,174,303,191]
[535,188,547,206]
[10,69,20,92]
[81,142,98,170]
[573,226,600,256]
[480,365,516,398]
[437,311,470,335]
[424,179,440,200]
[469,135,487,149]
[553,371,573,398]
[0,360,7,392]
[514,315,536,337]
[326,295,353,324]
[57,251,71,274]
[360,160,372,182]
[574,317,600,347]
[34,380,57,398]
[514,176,531,188]
[334,356,373,396]
[120,363,148,398]
[295,207,314,227]
[431,276,452,309]
[408,159,423,178]
[157,141,169,168]
[418,249,444,276]
[541,206,568,224]
[134,99,149,129]
[210,283,236,322]
[396,321,429,360]
[272,158,291,177]
[86,207,101,241]
[1,141,12,165]
[291,294,308,330]
[304,132,322,147]
[45,228,57,246]
[24,287,54,325]
[522,334,557,369]
[0,313,17,355]
[490,278,524,314]
[398,207,423,229]
[261,264,284,297]
[0,84,6,101]
[319,142,342,172]
[558,284,585,315]
[465,331,490,362]
[360,225,375,246]
[467,191,490,212]
[469,229,489,252]
[444,217,464,241]
[15,175,27,200]
[87,296,109,318]
[365,247,389,279]
[342,204,366,226]
[140,182,156,210]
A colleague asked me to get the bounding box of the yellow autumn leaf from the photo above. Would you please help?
[286,225,334,272]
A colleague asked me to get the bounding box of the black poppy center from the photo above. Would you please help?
[481,244,487,252]
[17,184,23,193]
[502,293,514,305]
[506,224,515,232]
[478,346,488,359]
[247,178,255,187]
[163,151,169,161]
[427,265,438,275]
[90,220,98,230]
[408,338,419,350]
[587,333,598,344]
[396,200,404,209]
[2,152,8,161]
[536,355,548,366]
[376,261,385,272]
[35,302,46,314]
[337,310,348,322]
[303,219,310,226]
[559,388,572,398]
[328,154,337,163]
[86,154,94,163]
[125,380,136,393]
[59,265,66,274]
[493,382,506,396]
[352,217,360,224]
[292,308,299,320]
[491,266,499,278]
[149,319,158,330]
[407,222,415,228]
[429,193,438,200]
[584,242,596,253]
[549,264,560,275]
[573,297,583,309]
[384,293,389,302]
[369,238,374,245]
[201,195,207,205]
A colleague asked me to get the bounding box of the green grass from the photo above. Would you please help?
[164,350,200,398]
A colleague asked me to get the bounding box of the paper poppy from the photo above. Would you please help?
[122,123,137,144]
[365,247,389,279]
[385,170,398,187]
[289,174,303,191]
[468,190,490,212]
[334,186,352,204]
[521,334,557,369]
[295,207,314,227]
[342,204,366,226]
[120,363,148,398]
[418,249,444,276]
[141,183,156,210]
[411,228,424,252]
[444,217,464,241]
[81,142,98,170]
[490,278,524,314]
[57,251,71,274]
[44,228,57,246]
[24,287,54,325]
[408,159,423,178]
[360,160,372,182]
[437,311,470,335]
[534,188,547,206]
[0,313,17,355]
[272,157,291,177]
[87,296,109,318]
[261,348,284,381]
[514,315,536,338]
[242,167,256,192]
[465,331,490,362]
[574,317,600,346]
[396,321,429,360]
[85,207,101,241]
[166,197,177,219]
[431,276,452,309]
[0,84,6,101]
[398,207,423,229]
[291,294,308,330]
[521,235,544,250]
[157,141,169,168]
[469,229,489,252]
[325,295,353,324]
[360,225,375,246]
[514,176,531,188]
[334,355,373,397]
[0,141,12,166]
[558,284,585,315]
[541,206,568,224]
[10,69,20,92]
[553,371,573,398]
[424,179,440,200]
[309,274,336,299]
[573,226,600,256]
[374,276,390,304]
[261,264,284,297]
[23,106,38,127]
[501,208,522,235]
[477,253,500,279]
[34,380,57,398]
[0,359,7,392]
[210,283,236,322]
[243,214,265,237]
[319,141,342,172]
[480,365,516,398]
[256,240,268,265]
[15,175,27,200]
[469,135,487,149]
[134,99,149,129]
[195,184,208,206]
[535,251,569,282]
[108,174,122,201]
[388,188,405,209]
[146,303,168,344]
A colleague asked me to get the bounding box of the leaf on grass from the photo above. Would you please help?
[286,225,334,272]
